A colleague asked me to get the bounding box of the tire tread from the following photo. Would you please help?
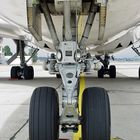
[29,87,59,140]
[82,87,110,140]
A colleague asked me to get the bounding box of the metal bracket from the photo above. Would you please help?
[59,64,82,104]
[7,53,18,65]
[60,104,80,125]
[131,44,140,56]
[111,137,124,140]
[25,48,39,63]
[27,0,42,41]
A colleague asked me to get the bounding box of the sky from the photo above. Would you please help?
[113,46,138,58]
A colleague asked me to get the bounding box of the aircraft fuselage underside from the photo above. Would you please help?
[28,0,111,140]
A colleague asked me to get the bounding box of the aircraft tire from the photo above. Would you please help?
[29,87,59,140]
[29,66,34,79]
[98,66,104,78]
[82,87,111,140]
[56,74,61,78]
[138,67,140,79]
[11,66,21,79]
[109,65,116,78]
[23,66,34,80]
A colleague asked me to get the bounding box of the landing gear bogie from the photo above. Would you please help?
[10,65,34,80]
[96,55,116,78]
[98,65,116,78]
[10,40,36,80]
[28,86,111,140]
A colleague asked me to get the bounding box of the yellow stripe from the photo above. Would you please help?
[78,16,83,42]
[72,75,122,140]
[111,137,123,140]
[73,14,84,140]
[73,74,85,140]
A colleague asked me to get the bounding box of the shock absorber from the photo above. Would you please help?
[97,0,108,40]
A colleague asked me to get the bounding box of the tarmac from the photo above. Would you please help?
[0,62,140,140]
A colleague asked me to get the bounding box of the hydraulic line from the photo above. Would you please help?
[64,1,72,41]
[40,1,60,49]
[98,0,108,41]
[79,1,97,50]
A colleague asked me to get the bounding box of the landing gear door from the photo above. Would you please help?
[27,0,42,41]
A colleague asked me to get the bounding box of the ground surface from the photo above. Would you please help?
[0,62,140,140]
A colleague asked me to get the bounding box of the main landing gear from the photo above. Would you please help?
[97,55,116,78]
[11,65,34,80]
[10,40,34,80]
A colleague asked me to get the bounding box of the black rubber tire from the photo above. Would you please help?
[138,67,140,79]
[23,66,34,80]
[82,87,111,140]
[56,74,61,78]
[29,87,59,140]
[11,66,21,79]
[29,66,34,79]
[109,65,116,78]
[98,66,104,78]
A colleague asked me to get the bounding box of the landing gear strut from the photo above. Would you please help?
[10,40,34,80]
[28,0,110,139]
[97,55,116,78]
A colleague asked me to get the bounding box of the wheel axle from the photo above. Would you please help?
[61,124,78,133]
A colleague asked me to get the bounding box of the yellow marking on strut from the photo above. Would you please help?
[73,14,84,140]
[78,16,84,42]
[73,74,85,140]
[111,137,123,140]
